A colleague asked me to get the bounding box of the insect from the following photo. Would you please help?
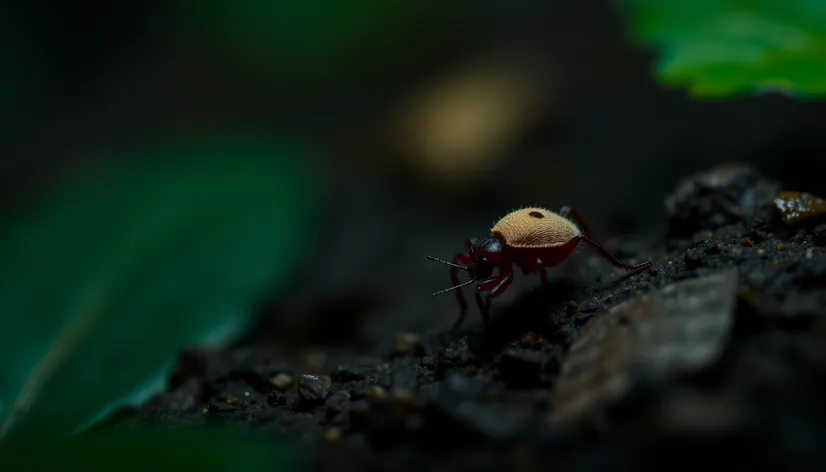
[427,206,652,331]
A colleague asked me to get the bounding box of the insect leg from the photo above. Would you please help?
[558,206,598,242]
[581,236,652,273]
[538,267,550,307]
[449,253,472,331]
[477,269,514,327]
[539,267,548,288]
[474,292,487,327]
[561,206,652,274]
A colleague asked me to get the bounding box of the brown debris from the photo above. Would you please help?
[549,269,738,427]
[774,191,826,225]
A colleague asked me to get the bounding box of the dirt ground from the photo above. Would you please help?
[104,164,826,471]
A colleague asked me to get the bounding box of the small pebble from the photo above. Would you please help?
[366,385,386,398]
[391,388,415,403]
[267,390,287,406]
[324,391,351,415]
[566,300,580,314]
[740,237,753,247]
[684,247,705,268]
[225,395,240,405]
[749,229,769,242]
[707,242,724,254]
[270,373,293,391]
[394,332,421,355]
[420,356,437,370]
[775,243,787,251]
[519,332,542,348]
[757,249,766,258]
[298,374,332,403]
[324,426,343,443]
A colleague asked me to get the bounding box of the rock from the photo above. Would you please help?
[205,402,237,416]
[550,269,738,427]
[774,191,826,225]
[267,390,288,407]
[424,371,534,444]
[518,332,543,349]
[436,336,473,377]
[394,332,424,357]
[684,247,705,269]
[497,349,546,389]
[664,164,779,236]
[366,385,386,399]
[325,391,352,419]
[391,368,419,390]
[269,373,293,391]
[442,370,486,400]
[334,363,378,382]
[298,374,332,404]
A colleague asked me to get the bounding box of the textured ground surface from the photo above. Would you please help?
[107,164,826,471]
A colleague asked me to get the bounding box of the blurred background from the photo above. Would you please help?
[2,0,826,444]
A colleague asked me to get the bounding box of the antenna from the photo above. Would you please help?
[427,255,474,296]
[426,255,468,270]
[430,278,476,297]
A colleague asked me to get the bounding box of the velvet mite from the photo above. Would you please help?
[427,206,652,330]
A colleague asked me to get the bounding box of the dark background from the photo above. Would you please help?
[2,0,826,374]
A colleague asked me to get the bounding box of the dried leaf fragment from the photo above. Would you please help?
[550,269,738,427]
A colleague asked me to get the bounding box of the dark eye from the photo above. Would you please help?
[529,211,544,219]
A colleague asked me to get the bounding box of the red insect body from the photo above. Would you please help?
[428,206,652,330]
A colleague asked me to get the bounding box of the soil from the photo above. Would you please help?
[103,164,826,471]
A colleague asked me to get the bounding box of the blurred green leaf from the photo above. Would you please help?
[0,135,318,439]
[0,426,298,471]
[169,0,430,80]
[620,0,826,98]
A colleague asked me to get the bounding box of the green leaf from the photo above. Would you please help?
[167,0,431,81]
[0,426,299,471]
[620,0,826,98]
[0,135,318,440]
